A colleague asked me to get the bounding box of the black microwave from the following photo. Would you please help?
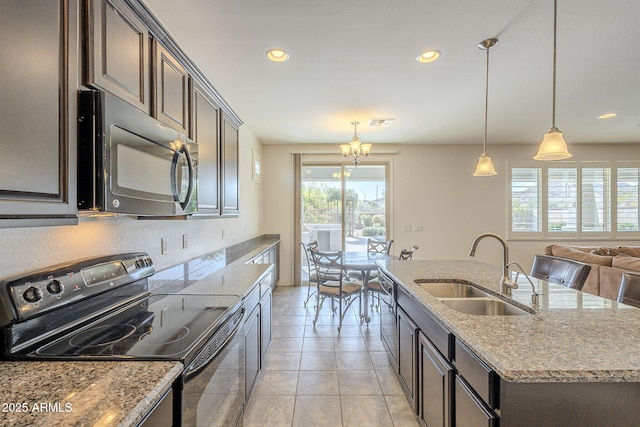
[77,90,198,216]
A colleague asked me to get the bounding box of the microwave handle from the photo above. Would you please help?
[171,145,194,211]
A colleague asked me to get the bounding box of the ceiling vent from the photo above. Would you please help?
[368,118,395,128]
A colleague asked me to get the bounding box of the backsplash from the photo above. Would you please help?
[0,214,258,280]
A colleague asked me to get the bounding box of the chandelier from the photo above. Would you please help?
[340,121,371,166]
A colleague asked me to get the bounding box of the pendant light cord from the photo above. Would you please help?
[551,0,558,130]
[483,45,490,155]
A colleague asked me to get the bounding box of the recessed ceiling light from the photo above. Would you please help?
[597,113,617,119]
[416,50,441,63]
[266,49,289,62]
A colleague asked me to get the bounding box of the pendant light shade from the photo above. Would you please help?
[534,127,571,160]
[474,154,497,176]
[473,38,498,177]
[534,0,572,161]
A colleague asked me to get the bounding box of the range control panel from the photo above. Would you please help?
[4,253,154,322]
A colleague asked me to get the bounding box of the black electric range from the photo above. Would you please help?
[0,253,246,426]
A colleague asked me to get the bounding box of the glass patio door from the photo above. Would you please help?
[301,165,344,251]
[299,163,388,282]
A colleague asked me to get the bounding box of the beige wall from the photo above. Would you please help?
[3,127,639,287]
[263,142,640,285]
[0,126,264,279]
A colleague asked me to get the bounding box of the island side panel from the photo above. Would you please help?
[500,380,640,427]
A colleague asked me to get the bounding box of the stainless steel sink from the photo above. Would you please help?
[418,281,490,298]
[439,298,533,316]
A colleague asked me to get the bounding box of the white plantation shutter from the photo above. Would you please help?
[511,168,541,232]
[548,167,577,232]
[582,167,610,232]
[617,167,640,232]
[510,161,640,239]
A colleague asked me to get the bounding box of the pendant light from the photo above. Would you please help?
[534,0,572,161]
[473,38,498,177]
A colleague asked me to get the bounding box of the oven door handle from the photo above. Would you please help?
[171,144,195,211]
[183,306,246,379]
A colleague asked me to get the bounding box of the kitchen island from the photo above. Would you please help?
[377,259,640,427]
[0,361,182,427]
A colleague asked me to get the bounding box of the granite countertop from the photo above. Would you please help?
[0,361,182,427]
[151,262,272,296]
[149,237,279,295]
[377,259,640,383]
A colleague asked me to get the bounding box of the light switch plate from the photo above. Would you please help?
[161,237,168,254]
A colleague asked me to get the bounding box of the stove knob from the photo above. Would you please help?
[47,279,64,295]
[23,286,43,303]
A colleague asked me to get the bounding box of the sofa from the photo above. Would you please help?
[544,245,640,300]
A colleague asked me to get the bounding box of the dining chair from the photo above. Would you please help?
[300,241,319,307]
[368,238,394,254]
[530,254,591,290]
[309,248,362,333]
[366,245,416,311]
[617,272,640,308]
[399,245,419,260]
[347,238,394,283]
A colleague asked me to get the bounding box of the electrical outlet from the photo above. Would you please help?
[182,234,188,249]
[161,237,168,254]
[402,225,412,232]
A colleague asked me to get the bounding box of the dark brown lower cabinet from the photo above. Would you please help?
[244,304,260,402]
[260,286,272,364]
[455,375,498,427]
[419,332,453,427]
[398,306,418,412]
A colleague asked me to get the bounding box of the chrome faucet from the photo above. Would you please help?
[468,232,518,295]
[506,261,540,308]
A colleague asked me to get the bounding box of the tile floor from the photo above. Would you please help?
[243,285,419,427]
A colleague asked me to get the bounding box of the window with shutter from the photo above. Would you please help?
[509,161,640,239]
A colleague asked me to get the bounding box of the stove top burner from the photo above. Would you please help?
[69,324,137,348]
[137,326,190,346]
[31,293,242,360]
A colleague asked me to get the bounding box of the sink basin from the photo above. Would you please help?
[417,281,490,298]
[439,298,533,316]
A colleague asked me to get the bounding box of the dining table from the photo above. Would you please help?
[342,251,394,323]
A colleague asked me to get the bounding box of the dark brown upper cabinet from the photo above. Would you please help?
[221,113,239,216]
[85,0,150,113]
[153,41,189,135]
[190,78,221,216]
[0,0,78,228]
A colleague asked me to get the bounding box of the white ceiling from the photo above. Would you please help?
[143,0,640,147]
